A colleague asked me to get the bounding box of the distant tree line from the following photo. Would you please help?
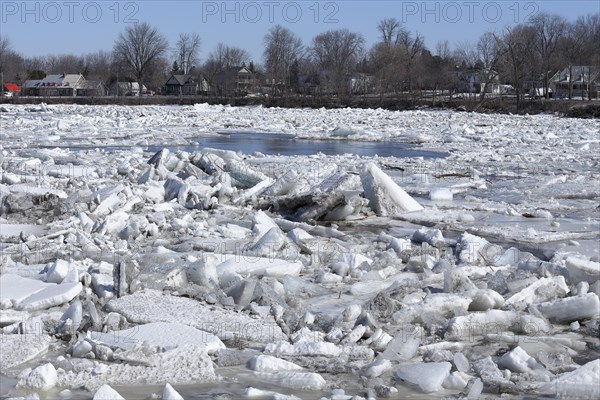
[0,12,598,107]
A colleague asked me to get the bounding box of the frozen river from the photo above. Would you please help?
[0,103,598,399]
[39,132,450,159]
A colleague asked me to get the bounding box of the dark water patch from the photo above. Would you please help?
[44,132,449,159]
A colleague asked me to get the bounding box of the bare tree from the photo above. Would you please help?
[435,40,451,59]
[263,25,304,95]
[377,18,401,46]
[558,21,588,99]
[84,50,113,82]
[45,54,86,75]
[201,43,251,94]
[175,33,201,74]
[476,32,501,100]
[113,22,168,95]
[422,46,455,101]
[370,43,397,96]
[0,36,10,71]
[577,13,600,100]
[454,41,478,68]
[529,12,567,98]
[0,37,27,83]
[311,29,365,96]
[206,43,250,71]
[495,25,537,109]
[397,29,424,92]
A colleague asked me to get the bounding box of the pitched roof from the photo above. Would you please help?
[23,74,84,88]
[553,66,600,84]
[166,75,196,85]
[3,83,20,91]
[78,80,106,90]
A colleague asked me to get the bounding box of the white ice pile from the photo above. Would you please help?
[0,104,598,399]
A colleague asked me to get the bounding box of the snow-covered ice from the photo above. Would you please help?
[1,103,598,399]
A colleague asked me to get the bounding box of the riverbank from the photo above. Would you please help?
[2,95,599,118]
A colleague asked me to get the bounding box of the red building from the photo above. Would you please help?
[2,83,20,96]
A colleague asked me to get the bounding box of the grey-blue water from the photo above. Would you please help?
[55,133,448,158]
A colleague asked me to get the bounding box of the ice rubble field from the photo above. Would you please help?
[0,103,599,399]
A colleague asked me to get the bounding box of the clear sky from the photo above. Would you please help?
[1,0,599,64]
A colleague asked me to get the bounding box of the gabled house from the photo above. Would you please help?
[550,66,600,99]
[76,80,108,97]
[214,66,258,96]
[108,81,147,96]
[21,74,85,97]
[163,74,205,95]
[455,68,501,94]
[348,73,373,95]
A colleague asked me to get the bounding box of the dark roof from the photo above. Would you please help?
[167,75,196,85]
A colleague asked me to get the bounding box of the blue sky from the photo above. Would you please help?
[2,1,598,64]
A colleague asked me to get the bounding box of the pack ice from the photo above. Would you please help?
[0,104,598,399]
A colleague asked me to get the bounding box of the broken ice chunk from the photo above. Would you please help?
[565,256,600,285]
[248,226,290,257]
[246,355,303,372]
[446,310,550,339]
[534,293,600,323]
[187,254,219,287]
[465,289,505,311]
[0,274,49,308]
[497,346,551,381]
[456,232,496,265]
[412,228,446,248]
[162,383,184,400]
[217,256,302,279]
[0,334,53,373]
[505,276,570,309]
[226,159,272,188]
[55,300,83,338]
[361,162,424,215]
[263,168,300,196]
[17,362,57,391]
[361,357,392,378]
[545,359,600,398]
[265,341,342,357]
[442,371,469,390]
[467,378,483,399]
[473,356,516,393]
[444,268,478,293]
[252,371,326,391]
[88,322,225,354]
[429,187,453,201]
[395,362,451,393]
[45,259,71,284]
[93,384,125,400]
[16,281,82,311]
[453,352,470,373]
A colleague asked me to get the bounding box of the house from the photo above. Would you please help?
[2,83,20,96]
[21,74,85,97]
[76,80,108,97]
[298,73,321,95]
[456,68,501,94]
[214,66,258,96]
[108,82,147,96]
[163,74,208,95]
[550,66,600,99]
[348,73,373,95]
[529,86,552,98]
